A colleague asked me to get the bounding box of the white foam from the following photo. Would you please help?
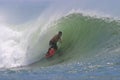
[0,25,26,68]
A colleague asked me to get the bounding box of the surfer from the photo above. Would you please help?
[46,31,62,58]
[49,31,62,50]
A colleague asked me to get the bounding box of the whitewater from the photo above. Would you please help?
[0,0,120,80]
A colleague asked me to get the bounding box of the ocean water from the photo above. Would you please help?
[0,0,120,80]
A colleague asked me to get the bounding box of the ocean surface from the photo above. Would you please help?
[0,0,120,80]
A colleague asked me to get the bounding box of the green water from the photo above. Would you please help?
[29,13,120,68]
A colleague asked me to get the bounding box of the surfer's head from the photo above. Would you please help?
[58,31,62,36]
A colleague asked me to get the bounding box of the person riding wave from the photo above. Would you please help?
[49,31,62,50]
[46,31,62,57]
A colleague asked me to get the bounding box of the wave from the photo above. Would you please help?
[29,13,120,68]
[0,12,120,69]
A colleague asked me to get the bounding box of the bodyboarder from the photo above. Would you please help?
[46,31,62,58]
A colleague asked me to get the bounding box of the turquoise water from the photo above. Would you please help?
[0,1,120,80]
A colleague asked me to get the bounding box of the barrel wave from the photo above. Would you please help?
[0,12,120,69]
[29,13,120,68]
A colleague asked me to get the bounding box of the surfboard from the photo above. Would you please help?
[45,48,56,58]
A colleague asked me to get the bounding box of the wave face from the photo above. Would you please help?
[29,13,120,68]
[0,13,120,68]
[56,14,120,63]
